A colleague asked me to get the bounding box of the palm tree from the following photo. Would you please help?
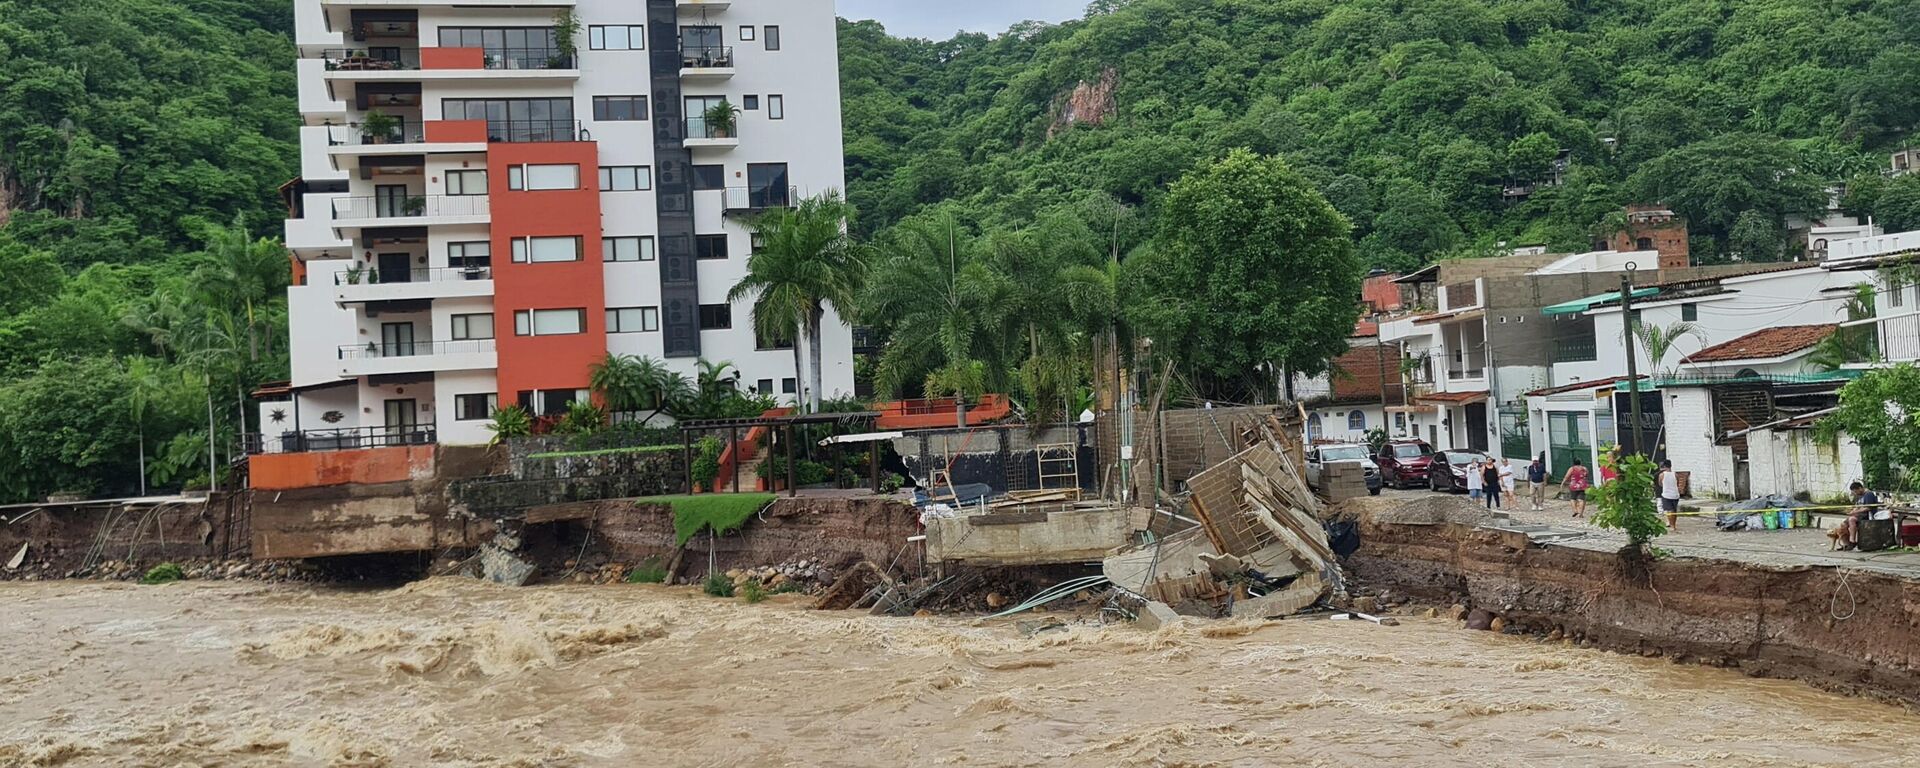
[1811,283,1877,370]
[729,192,866,412]
[1631,319,1703,378]
[125,356,167,496]
[862,211,1015,398]
[590,353,682,425]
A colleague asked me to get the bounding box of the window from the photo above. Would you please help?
[598,165,653,192]
[1347,411,1366,430]
[446,169,488,196]
[782,378,797,394]
[764,25,780,50]
[698,303,732,330]
[447,241,491,268]
[746,163,790,208]
[511,236,582,263]
[587,25,645,50]
[508,164,579,191]
[1894,283,1907,308]
[749,231,766,253]
[756,378,773,395]
[514,308,586,336]
[756,327,793,350]
[743,95,759,111]
[1681,303,1698,321]
[681,25,723,54]
[450,313,494,340]
[592,95,649,121]
[739,25,756,41]
[1636,237,1654,250]
[606,306,660,333]
[437,27,560,68]
[454,393,497,421]
[691,165,726,191]
[1394,413,1407,431]
[602,236,656,262]
[695,234,729,260]
[519,388,588,417]
[767,94,784,120]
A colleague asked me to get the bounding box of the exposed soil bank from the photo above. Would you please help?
[1350,516,1920,707]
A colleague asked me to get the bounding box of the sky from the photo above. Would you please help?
[837,0,1089,40]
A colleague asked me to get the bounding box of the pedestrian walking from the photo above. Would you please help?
[1564,458,1590,519]
[1527,454,1548,511]
[1481,460,1502,509]
[1658,459,1682,531]
[1465,458,1484,501]
[1499,458,1518,510]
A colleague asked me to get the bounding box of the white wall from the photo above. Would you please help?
[1303,404,1387,444]
[1750,428,1864,500]
[289,261,361,388]
[435,369,499,445]
[1664,387,1736,497]
[1589,268,1851,377]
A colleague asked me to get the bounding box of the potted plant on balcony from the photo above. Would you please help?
[703,100,737,139]
[361,110,399,144]
[550,8,580,69]
[344,263,368,285]
[404,195,426,216]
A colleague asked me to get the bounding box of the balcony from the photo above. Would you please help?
[723,185,797,216]
[321,121,487,159]
[337,339,497,378]
[482,118,587,143]
[331,195,490,231]
[315,48,421,72]
[246,425,438,456]
[680,45,735,80]
[677,0,732,10]
[683,117,739,150]
[334,266,494,305]
[313,47,577,82]
[1551,339,1597,363]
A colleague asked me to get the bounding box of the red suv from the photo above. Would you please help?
[1375,440,1436,489]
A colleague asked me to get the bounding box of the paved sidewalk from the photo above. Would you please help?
[1378,487,1920,581]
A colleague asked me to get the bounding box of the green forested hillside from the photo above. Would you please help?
[840,0,1920,268]
[0,0,297,500]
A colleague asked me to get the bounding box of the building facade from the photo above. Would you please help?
[274,0,851,448]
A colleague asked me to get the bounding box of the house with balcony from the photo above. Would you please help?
[263,0,851,491]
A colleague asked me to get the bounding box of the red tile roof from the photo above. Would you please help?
[1682,325,1835,364]
[1416,390,1489,404]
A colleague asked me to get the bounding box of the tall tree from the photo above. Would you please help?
[729,193,866,411]
[1122,150,1364,400]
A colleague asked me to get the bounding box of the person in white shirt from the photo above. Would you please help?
[1657,459,1682,531]
[1465,459,1484,500]
[1499,459,1518,510]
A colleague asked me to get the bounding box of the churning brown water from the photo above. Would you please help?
[2,578,1916,767]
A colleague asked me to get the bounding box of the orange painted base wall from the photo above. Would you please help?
[250,446,437,490]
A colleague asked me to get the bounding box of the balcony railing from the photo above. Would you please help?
[684,117,737,141]
[246,425,438,455]
[324,122,428,146]
[484,119,586,143]
[1447,367,1487,381]
[315,48,422,71]
[681,45,735,69]
[334,266,493,285]
[332,195,490,220]
[1552,339,1598,363]
[338,339,496,360]
[481,47,574,70]
[723,185,796,214]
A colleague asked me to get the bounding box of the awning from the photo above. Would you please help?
[1541,287,1660,316]
[817,431,904,446]
[1416,390,1488,405]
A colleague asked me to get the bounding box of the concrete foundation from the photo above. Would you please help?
[925,506,1149,566]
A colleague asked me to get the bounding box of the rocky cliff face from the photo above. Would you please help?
[1050,67,1119,138]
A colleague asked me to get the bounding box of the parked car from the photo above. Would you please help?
[1427,449,1491,493]
[1375,440,1436,489]
[1305,443,1383,496]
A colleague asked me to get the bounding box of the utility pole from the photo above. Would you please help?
[1619,269,1643,458]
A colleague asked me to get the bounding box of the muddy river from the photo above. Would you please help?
[3,579,1917,767]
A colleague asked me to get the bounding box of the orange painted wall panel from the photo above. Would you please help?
[421,47,485,70]
[250,446,436,490]
[425,119,489,144]
[487,141,606,402]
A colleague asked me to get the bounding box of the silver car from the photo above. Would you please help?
[1305,443,1384,496]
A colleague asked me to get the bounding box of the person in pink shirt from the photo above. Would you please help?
[1564,458,1591,519]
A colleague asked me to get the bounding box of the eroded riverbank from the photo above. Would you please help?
[5,578,1920,767]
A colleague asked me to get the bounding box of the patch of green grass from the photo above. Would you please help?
[140,562,185,585]
[623,557,667,584]
[635,494,777,546]
[771,580,805,595]
[528,444,681,460]
[702,572,736,597]
[739,579,768,603]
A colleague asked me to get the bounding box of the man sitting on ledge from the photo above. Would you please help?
[1831,482,1880,552]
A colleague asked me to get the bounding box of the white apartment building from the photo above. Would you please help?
[270,0,851,450]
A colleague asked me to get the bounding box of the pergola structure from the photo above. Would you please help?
[678,411,884,496]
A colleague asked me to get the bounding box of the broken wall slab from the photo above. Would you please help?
[926,506,1149,566]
